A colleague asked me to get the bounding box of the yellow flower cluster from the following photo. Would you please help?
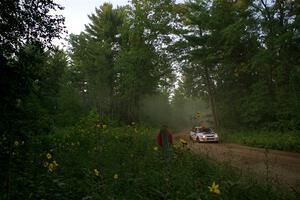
[114,174,118,179]
[208,181,220,194]
[172,143,180,149]
[96,124,108,129]
[94,169,101,177]
[92,169,119,180]
[195,111,201,119]
[44,153,59,172]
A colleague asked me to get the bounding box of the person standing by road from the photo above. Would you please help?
[156,125,173,161]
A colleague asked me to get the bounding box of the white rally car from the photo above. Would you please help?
[190,127,219,143]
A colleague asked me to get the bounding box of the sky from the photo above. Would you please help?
[54,0,184,36]
[54,0,130,35]
[53,0,184,88]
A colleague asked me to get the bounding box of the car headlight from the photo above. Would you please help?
[215,134,218,138]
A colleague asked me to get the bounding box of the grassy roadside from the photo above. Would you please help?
[219,130,300,153]
[2,116,298,199]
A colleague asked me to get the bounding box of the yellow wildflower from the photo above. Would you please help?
[14,141,19,146]
[53,160,59,167]
[114,174,118,179]
[180,139,188,145]
[43,161,49,167]
[208,182,220,194]
[153,146,158,151]
[46,153,52,159]
[96,124,101,128]
[48,163,56,172]
[102,124,107,129]
[94,169,100,177]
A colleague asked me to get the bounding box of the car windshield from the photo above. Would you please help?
[195,128,211,133]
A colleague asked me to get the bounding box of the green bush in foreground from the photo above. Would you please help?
[1,116,298,199]
[220,130,300,152]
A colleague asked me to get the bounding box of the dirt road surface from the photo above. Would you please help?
[174,133,300,188]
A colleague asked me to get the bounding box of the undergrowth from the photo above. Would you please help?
[220,130,300,153]
[1,113,298,199]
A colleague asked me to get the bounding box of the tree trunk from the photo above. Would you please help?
[204,66,219,128]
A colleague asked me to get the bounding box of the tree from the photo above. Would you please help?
[0,0,65,55]
[0,0,65,135]
[177,0,300,130]
[69,3,124,120]
[0,1,65,197]
[69,1,176,122]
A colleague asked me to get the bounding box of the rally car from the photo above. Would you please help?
[189,126,219,143]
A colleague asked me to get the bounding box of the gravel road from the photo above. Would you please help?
[174,133,300,188]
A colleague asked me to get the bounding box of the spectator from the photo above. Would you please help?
[156,125,173,147]
[156,125,173,161]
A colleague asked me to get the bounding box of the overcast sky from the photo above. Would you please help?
[54,0,129,34]
[54,0,184,35]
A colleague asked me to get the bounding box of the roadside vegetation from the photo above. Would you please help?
[1,0,300,199]
[2,111,298,200]
[220,130,300,153]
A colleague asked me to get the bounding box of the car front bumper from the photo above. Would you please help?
[198,137,219,142]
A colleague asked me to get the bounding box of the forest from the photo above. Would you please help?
[1,0,300,199]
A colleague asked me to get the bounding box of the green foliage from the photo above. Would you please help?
[69,1,176,122]
[0,1,66,197]
[1,0,300,198]
[220,130,300,153]
[2,119,297,199]
[0,0,65,55]
[176,0,300,130]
